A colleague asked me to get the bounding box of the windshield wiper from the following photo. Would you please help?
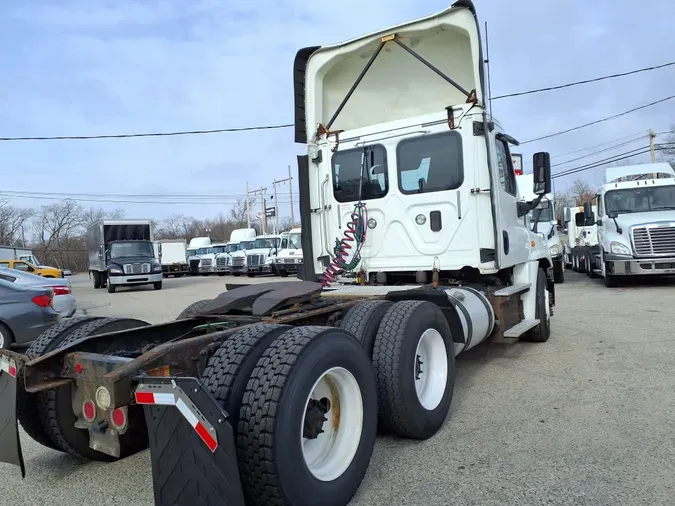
[652,205,675,210]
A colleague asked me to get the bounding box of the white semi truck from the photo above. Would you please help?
[244,235,282,277]
[186,236,211,275]
[584,162,675,287]
[562,204,599,275]
[274,227,303,277]
[227,228,257,276]
[516,173,565,283]
[0,4,557,506]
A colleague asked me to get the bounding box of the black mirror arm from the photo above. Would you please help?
[517,194,544,218]
[611,217,622,234]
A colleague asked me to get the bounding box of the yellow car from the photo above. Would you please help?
[0,259,64,278]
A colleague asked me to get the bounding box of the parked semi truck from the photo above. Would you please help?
[274,227,303,277]
[0,3,556,506]
[186,236,211,275]
[584,162,675,287]
[563,204,599,274]
[516,173,565,283]
[245,234,282,276]
[153,239,189,277]
[227,228,257,276]
[87,219,163,293]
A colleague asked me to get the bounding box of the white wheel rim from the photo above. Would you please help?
[414,329,448,411]
[301,366,363,482]
[0,331,4,348]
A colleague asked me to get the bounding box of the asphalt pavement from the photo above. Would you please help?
[1,270,673,505]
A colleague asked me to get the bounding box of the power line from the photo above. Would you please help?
[551,145,671,179]
[520,95,675,145]
[551,136,646,167]
[0,124,294,142]
[493,61,675,100]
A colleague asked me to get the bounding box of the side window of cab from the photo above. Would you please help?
[495,138,516,196]
[13,261,33,272]
[597,195,604,217]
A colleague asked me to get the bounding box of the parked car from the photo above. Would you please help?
[0,259,64,278]
[0,267,76,317]
[0,278,59,348]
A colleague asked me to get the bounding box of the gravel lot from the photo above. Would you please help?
[1,271,674,505]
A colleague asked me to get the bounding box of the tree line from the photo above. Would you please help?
[0,197,296,273]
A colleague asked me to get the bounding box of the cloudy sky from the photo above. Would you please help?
[1,0,673,223]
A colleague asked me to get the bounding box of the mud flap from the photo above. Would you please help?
[136,376,246,506]
[0,356,25,478]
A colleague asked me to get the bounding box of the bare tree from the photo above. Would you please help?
[568,178,596,205]
[0,202,34,245]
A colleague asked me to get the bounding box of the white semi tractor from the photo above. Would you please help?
[274,227,303,277]
[0,4,557,506]
[516,173,565,283]
[186,236,211,275]
[584,162,675,287]
[563,204,599,274]
[227,228,257,276]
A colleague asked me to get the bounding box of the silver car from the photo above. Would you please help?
[0,267,76,318]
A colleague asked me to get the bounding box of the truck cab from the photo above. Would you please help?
[562,204,599,274]
[104,239,162,293]
[275,228,303,277]
[294,0,554,340]
[245,235,282,277]
[213,242,240,275]
[227,228,257,277]
[187,237,211,275]
[517,174,565,283]
[588,162,675,287]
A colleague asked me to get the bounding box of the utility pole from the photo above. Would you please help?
[649,129,657,178]
[273,167,295,231]
[247,186,267,234]
[245,182,251,227]
[272,181,279,234]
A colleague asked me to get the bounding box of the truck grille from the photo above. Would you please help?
[189,259,200,269]
[232,257,245,266]
[247,254,263,266]
[123,263,150,274]
[283,258,295,264]
[632,224,675,256]
[216,256,229,267]
[200,258,212,267]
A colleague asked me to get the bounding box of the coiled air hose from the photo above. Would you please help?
[319,203,368,287]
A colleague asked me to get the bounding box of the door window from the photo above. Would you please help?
[495,138,516,196]
[396,131,463,194]
[13,262,31,272]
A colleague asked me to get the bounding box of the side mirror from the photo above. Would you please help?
[563,208,571,223]
[532,152,551,195]
[98,245,104,260]
[583,202,592,220]
[607,210,617,219]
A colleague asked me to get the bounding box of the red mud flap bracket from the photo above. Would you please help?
[0,354,25,478]
[134,376,246,506]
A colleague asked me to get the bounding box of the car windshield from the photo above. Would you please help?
[528,205,554,223]
[288,232,301,249]
[240,241,255,250]
[605,185,675,214]
[109,241,154,258]
[253,238,279,249]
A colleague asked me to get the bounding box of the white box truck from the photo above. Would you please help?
[153,239,189,277]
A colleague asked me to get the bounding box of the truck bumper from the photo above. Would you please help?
[246,265,274,274]
[212,266,230,274]
[605,255,675,276]
[109,273,163,285]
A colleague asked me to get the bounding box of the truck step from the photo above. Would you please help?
[493,283,531,297]
[503,319,540,338]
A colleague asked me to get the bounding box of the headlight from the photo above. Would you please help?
[610,241,631,255]
[265,257,274,265]
[109,266,123,274]
[549,244,561,256]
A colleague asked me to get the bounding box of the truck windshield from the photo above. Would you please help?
[528,206,554,223]
[254,238,279,248]
[225,244,239,253]
[212,246,227,254]
[196,247,213,255]
[288,232,301,250]
[332,145,388,203]
[110,242,154,258]
[605,185,675,214]
[240,241,255,250]
[187,249,196,256]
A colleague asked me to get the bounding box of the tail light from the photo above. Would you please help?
[31,294,53,308]
[111,407,128,430]
[50,285,71,296]
[82,400,97,422]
